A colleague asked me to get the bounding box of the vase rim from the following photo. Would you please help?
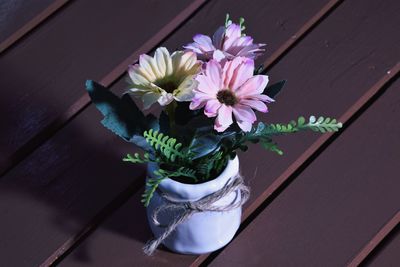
[147,156,239,201]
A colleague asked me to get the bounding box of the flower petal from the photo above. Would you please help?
[183,43,202,54]
[139,54,161,80]
[196,75,219,95]
[173,76,197,102]
[233,36,253,47]
[232,104,257,131]
[237,43,265,59]
[213,50,226,62]
[157,92,174,106]
[189,88,215,110]
[214,105,233,132]
[204,99,222,117]
[154,47,173,76]
[239,99,268,112]
[212,26,225,49]
[223,24,242,50]
[190,99,205,110]
[236,120,253,132]
[206,60,222,89]
[193,34,215,52]
[235,75,268,97]
[142,92,161,109]
[222,56,245,89]
[249,93,275,103]
[128,65,150,85]
[230,58,254,90]
[172,51,200,76]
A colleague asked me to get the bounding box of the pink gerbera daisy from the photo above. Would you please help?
[184,23,265,61]
[190,57,274,132]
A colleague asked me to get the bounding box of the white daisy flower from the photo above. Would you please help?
[127,47,201,109]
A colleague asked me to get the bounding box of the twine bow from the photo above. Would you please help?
[143,174,250,255]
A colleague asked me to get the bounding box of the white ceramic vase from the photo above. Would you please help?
[146,156,242,255]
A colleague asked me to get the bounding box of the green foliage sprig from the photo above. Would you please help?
[240,115,342,155]
[142,176,164,207]
[123,152,158,164]
[143,129,185,162]
[255,116,342,136]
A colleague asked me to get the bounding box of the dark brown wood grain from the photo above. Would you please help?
[0,0,70,53]
[0,0,194,176]
[0,0,331,266]
[59,0,400,266]
[364,222,400,267]
[209,77,400,266]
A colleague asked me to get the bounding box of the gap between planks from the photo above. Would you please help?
[0,0,208,178]
[0,0,71,54]
[347,211,400,267]
[47,0,345,265]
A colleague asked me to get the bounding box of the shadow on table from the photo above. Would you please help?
[0,76,159,265]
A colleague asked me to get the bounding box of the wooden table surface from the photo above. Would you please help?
[0,0,399,266]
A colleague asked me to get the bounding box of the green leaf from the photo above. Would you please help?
[264,80,286,98]
[85,80,158,150]
[261,140,284,155]
[297,116,306,126]
[188,133,222,160]
[254,64,264,75]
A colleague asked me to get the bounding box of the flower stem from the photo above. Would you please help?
[166,102,177,136]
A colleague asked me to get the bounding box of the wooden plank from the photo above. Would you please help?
[0,0,69,53]
[364,224,400,267]
[209,77,400,266]
[348,211,400,266]
[60,0,400,266]
[0,0,332,266]
[0,0,195,176]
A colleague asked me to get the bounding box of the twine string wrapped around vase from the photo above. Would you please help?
[143,174,250,255]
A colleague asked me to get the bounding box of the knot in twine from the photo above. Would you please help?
[143,174,250,255]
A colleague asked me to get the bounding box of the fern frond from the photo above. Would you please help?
[142,176,164,207]
[123,152,157,164]
[261,140,283,155]
[305,116,342,133]
[156,167,197,181]
[141,166,198,206]
[254,116,342,137]
[143,129,185,162]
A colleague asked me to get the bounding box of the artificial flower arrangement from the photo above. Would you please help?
[85,15,342,255]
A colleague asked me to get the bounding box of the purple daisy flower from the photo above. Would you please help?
[184,23,265,62]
